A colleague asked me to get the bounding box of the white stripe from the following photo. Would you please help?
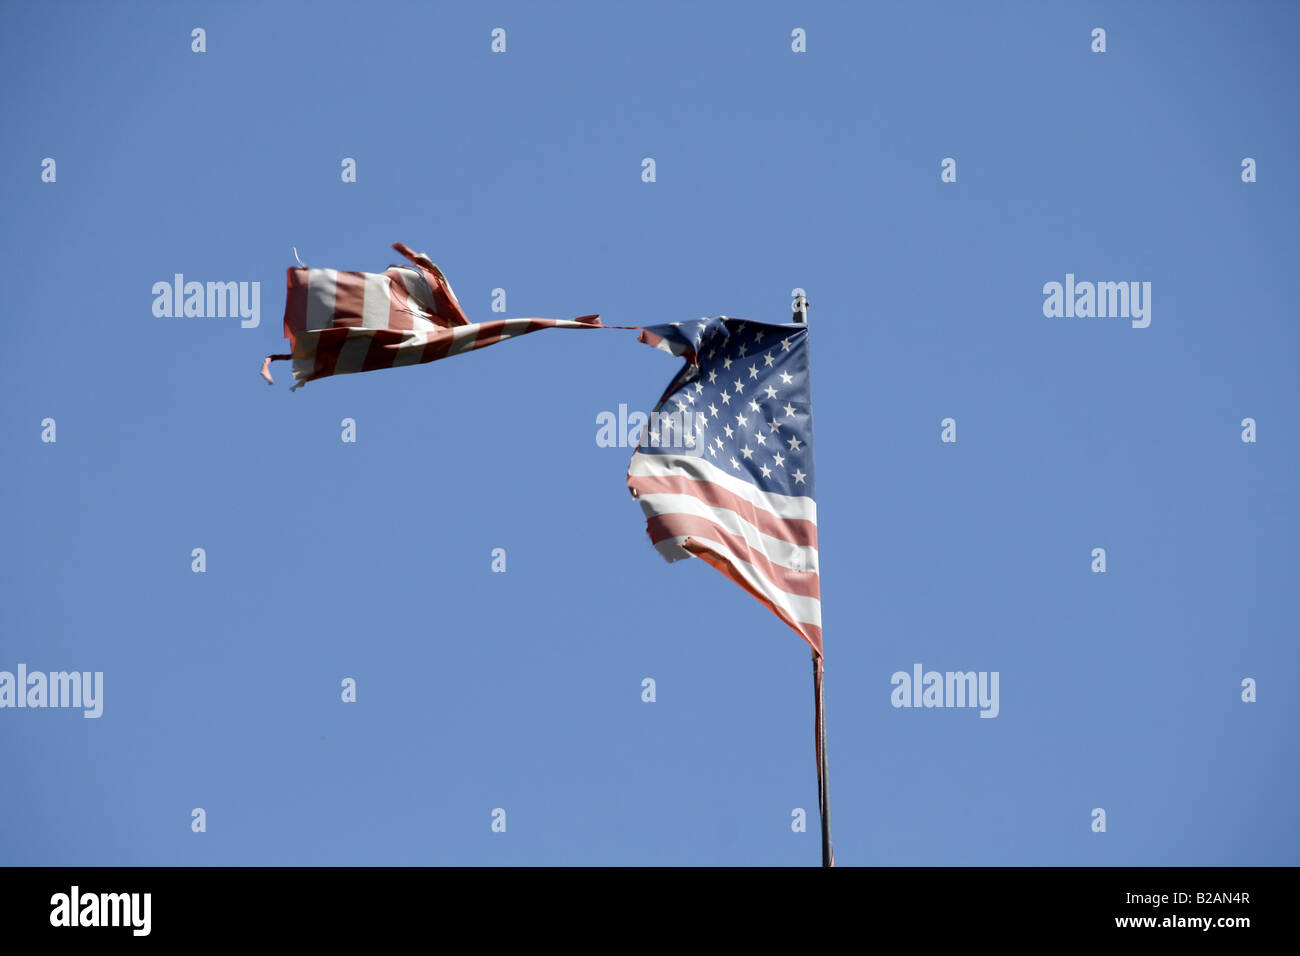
[629,452,816,524]
[647,330,691,356]
[441,319,537,355]
[291,334,318,381]
[362,273,391,329]
[390,330,430,367]
[397,266,434,311]
[458,318,594,354]
[293,318,598,382]
[445,324,486,357]
[306,268,338,331]
[396,270,439,332]
[492,318,538,342]
[654,532,822,629]
[333,333,372,374]
[437,266,463,314]
[637,492,818,572]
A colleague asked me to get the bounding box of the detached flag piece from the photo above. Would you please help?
[627,316,821,654]
[261,243,600,388]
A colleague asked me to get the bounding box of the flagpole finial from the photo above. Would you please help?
[793,294,809,324]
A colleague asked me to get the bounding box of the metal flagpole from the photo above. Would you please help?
[814,649,833,867]
[793,294,833,868]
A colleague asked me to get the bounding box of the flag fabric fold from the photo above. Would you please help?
[626,316,822,654]
[261,243,601,388]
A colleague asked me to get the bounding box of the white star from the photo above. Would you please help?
[755,432,767,446]
[748,365,759,379]
[748,399,761,413]
[730,457,741,470]
[741,445,754,459]
[649,430,660,444]
[736,413,748,428]
[767,419,781,433]
[779,371,793,384]
[763,386,778,400]
[694,381,704,393]
[754,329,766,342]
[724,424,735,439]
[675,400,687,413]
[685,393,695,405]
[707,369,717,383]
[773,452,785,467]
[759,464,772,478]
[784,403,796,418]
[720,391,731,405]
[763,353,775,367]
[792,469,807,485]
[787,435,802,452]
[733,380,745,394]
[708,403,719,418]
[737,343,748,357]
[780,337,793,351]
[715,436,724,449]
[708,445,717,458]
[723,357,733,370]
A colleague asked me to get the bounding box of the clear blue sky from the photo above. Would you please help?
[1,1,1296,866]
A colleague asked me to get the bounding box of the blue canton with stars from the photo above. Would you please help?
[636,316,816,499]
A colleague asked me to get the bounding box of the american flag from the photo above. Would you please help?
[261,242,600,388]
[627,316,821,654]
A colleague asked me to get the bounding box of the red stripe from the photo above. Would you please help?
[471,317,600,349]
[472,318,556,349]
[684,537,822,655]
[430,276,470,326]
[386,269,415,332]
[409,327,452,366]
[470,318,513,350]
[332,271,367,328]
[638,328,667,350]
[644,512,820,599]
[361,329,406,372]
[628,473,818,548]
[311,327,349,378]
[391,243,470,326]
[636,327,696,364]
[282,268,310,347]
[289,317,604,385]
[399,267,450,329]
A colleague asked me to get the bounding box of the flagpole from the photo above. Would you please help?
[793,294,833,868]
[813,649,833,867]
